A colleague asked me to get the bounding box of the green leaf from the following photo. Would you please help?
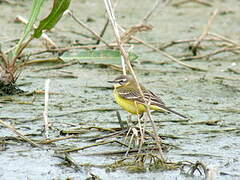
[33,0,71,38]
[59,50,138,65]
[14,0,45,55]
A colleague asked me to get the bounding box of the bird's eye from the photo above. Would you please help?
[119,80,124,85]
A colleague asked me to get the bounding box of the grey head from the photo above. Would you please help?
[108,75,132,85]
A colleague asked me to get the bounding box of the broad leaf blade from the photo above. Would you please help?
[59,50,138,64]
[33,0,71,38]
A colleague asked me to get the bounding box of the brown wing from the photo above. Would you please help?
[117,87,145,103]
[118,87,187,118]
[118,87,165,106]
[145,90,165,106]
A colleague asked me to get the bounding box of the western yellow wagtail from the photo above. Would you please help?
[108,75,187,119]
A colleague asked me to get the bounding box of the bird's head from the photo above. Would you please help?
[108,75,132,88]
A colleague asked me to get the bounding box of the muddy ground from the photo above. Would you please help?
[0,0,240,179]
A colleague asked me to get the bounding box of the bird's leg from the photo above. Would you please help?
[139,113,144,119]
[127,113,132,127]
[116,111,124,130]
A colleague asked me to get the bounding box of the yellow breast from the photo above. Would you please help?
[114,89,146,114]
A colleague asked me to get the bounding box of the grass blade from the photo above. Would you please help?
[14,0,45,56]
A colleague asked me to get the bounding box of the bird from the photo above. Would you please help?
[108,75,187,119]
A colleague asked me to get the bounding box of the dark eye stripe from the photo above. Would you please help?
[116,78,127,82]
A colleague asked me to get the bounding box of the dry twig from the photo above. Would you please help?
[190,9,218,55]
[104,0,127,75]
[67,10,112,48]
[43,79,51,138]
[126,33,206,71]
[181,46,240,61]
[173,0,212,7]
[0,119,40,147]
[104,0,165,160]
[208,32,240,47]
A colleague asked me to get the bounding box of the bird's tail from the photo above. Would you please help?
[163,106,187,119]
[152,104,187,119]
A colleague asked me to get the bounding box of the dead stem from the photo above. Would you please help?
[17,57,62,69]
[96,18,110,45]
[190,9,218,55]
[146,109,164,159]
[188,161,208,177]
[183,128,240,135]
[77,126,119,133]
[43,79,51,138]
[54,153,82,171]
[105,0,165,160]
[180,46,240,61]
[137,116,145,154]
[173,0,212,7]
[208,32,240,47]
[85,147,163,156]
[88,129,128,142]
[64,153,82,171]
[142,0,161,23]
[214,76,240,81]
[0,119,40,148]
[40,135,77,144]
[119,29,206,71]
[140,59,168,65]
[120,24,153,44]
[228,68,240,75]
[158,37,219,50]
[116,111,124,129]
[67,10,112,48]
[104,0,127,75]
[125,127,138,156]
[181,120,220,126]
[135,102,144,154]
[31,60,78,72]
[63,140,127,153]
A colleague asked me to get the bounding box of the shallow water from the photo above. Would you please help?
[1,0,240,179]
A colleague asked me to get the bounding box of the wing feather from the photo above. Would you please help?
[117,86,187,118]
[118,88,165,106]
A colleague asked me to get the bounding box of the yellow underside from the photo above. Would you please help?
[114,91,165,114]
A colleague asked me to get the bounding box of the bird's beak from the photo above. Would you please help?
[107,80,115,83]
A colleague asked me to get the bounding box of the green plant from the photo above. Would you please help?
[0,0,71,94]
